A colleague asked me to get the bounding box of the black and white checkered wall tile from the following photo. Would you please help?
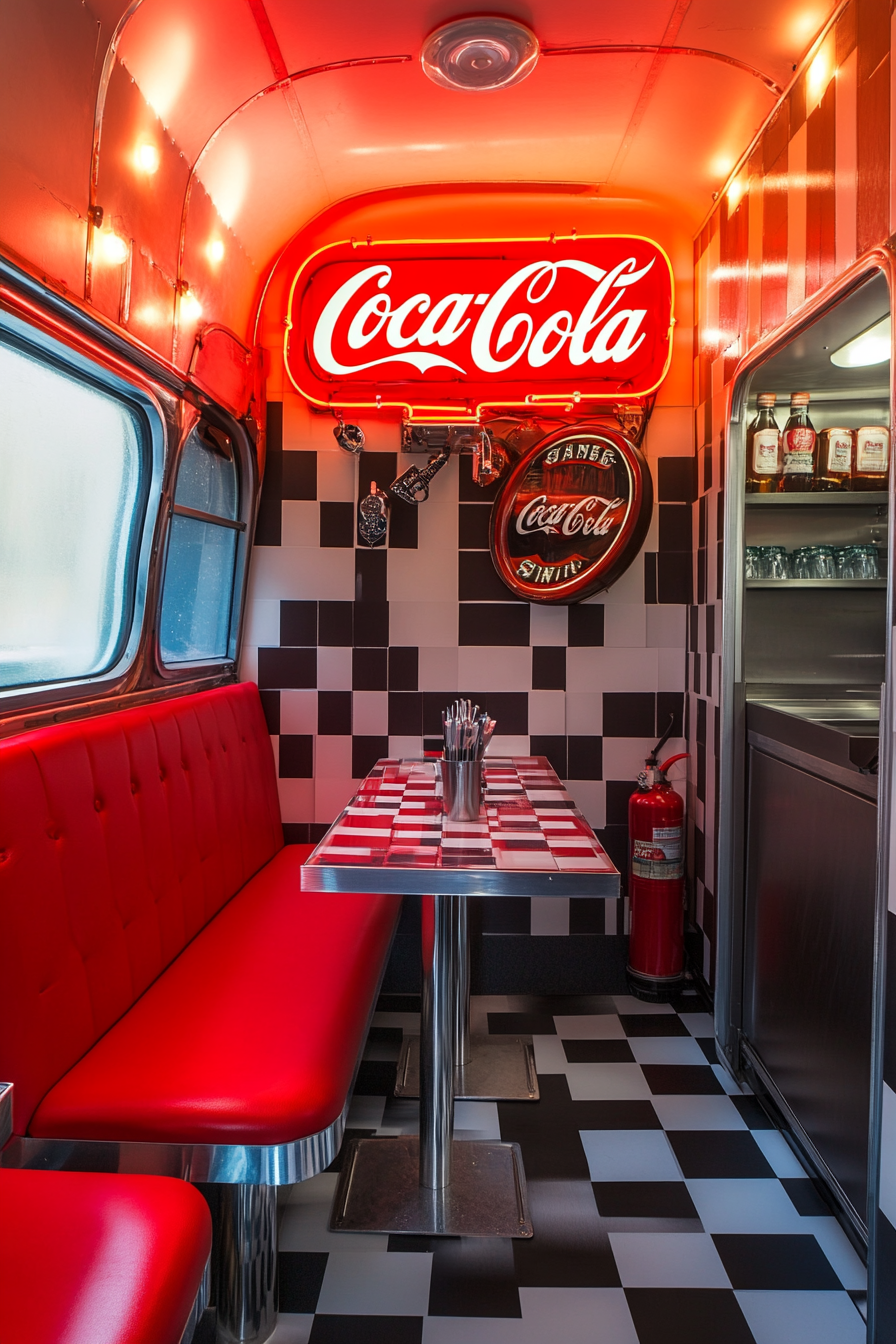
[241,399,693,939]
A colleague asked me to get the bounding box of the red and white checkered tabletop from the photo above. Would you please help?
[300,757,620,897]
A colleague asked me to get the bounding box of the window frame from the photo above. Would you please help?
[0,306,165,712]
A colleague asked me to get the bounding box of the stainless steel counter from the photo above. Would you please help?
[746,697,879,778]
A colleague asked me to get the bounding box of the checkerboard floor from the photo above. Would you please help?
[266,991,867,1344]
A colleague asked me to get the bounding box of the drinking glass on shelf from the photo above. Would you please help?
[808,545,836,579]
[744,547,759,579]
[792,547,812,579]
[834,548,854,579]
[850,546,880,579]
[765,546,791,579]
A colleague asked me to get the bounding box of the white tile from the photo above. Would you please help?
[646,605,687,648]
[280,1173,389,1253]
[487,735,531,757]
[645,405,693,457]
[750,1130,808,1178]
[316,1250,432,1315]
[317,446,357,501]
[314,736,352,778]
[803,1217,867,1291]
[266,1314,314,1344]
[628,1036,711,1065]
[657,645,688,692]
[581,1130,681,1181]
[532,1034,569,1073]
[565,692,602,734]
[563,780,605,829]
[593,558,646,605]
[530,896,569,935]
[280,690,318,735]
[555,1014,624,1039]
[389,546,458,601]
[281,395,314,447]
[601,737,673,781]
[529,603,568,645]
[569,646,657,693]
[239,646,258,683]
[371,1012,420,1033]
[880,1082,896,1228]
[454,1100,501,1140]
[390,603,459,647]
[735,1290,866,1344]
[417,645,459,692]
[458,646,532,691]
[389,736,424,759]
[249,545,356,601]
[519,1288,639,1344]
[528,690,566,735]
[317,646,352,690]
[353,691,388,735]
[604,605,647,648]
[611,995,674,1015]
[609,1232,730,1288]
[567,1063,650,1100]
[277,778,314,822]
[678,1012,715,1038]
[712,1062,742,1095]
[243,598,281,646]
[651,1095,747,1131]
[314,777,358,825]
[281,501,319,547]
[685,1179,804,1233]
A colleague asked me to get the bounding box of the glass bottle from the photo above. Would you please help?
[745,393,781,493]
[852,426,890,492]
[779,392,816,492]
[815,428,854,492]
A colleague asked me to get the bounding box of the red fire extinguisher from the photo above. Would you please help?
[627,733,689,1001]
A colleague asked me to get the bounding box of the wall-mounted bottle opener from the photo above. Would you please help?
[358,481,389,546]
[390,447,452,505]
[333,415,365,454]
[472,429,506,486]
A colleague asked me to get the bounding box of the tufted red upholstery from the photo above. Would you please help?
[0,682,399,1145]
[0,1169,211,1344]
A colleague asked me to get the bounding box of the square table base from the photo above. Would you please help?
[394,1035,539,1101]
[330,1136,533,1237]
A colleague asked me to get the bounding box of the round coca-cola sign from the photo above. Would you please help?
[490,425,653,603]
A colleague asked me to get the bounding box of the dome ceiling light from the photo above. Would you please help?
[421,17,539,92]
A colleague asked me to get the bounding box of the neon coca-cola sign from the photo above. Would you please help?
[285,236,674,418]
[490,424,653,602]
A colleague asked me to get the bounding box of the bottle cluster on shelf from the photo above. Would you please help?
[745,391,890,493]
[745,544,880,580]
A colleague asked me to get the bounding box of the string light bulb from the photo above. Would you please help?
[206,238,225,265]
[97,230,129,265]
[179,287,203,323]
[134,141,160,174]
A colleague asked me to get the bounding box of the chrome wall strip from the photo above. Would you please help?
[0,1106,346,1185]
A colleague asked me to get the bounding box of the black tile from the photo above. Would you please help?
[619,1014,689,1038]
[625,1288,754,1344]
[605,781,634,826]
[279,735,313,779]
[428,1238,521,1318]
[423,692,449,737]
[324,1129,377,1174]
[358,451,397,505]
[387,494,419,549]
[353,1059,397,1095]
[354,601,389,647]
[655,691,684,740]
[352,736,389,779]
[353,647,388,691]
[389,646,418,691]
[885,910,896,1091]
[280,600,317,646]
[355,547,387,603]
[532,646,566,690]
[567,736,602,780]
[593,1181,699,1219]
[254,404,283,545]
[657,456,696,503]
[488,1012,555,1035]
[318,690,352,735]
[877,1209,896,1340]
[367,1026,404,1045]
[277,1251,327,1313]
[318,601,353,646]
[459,453,502,501]
[309,1317,422,1344]
[728,1096,775,1133]
[257,647,316,689]
[595,824,629,872]
[529,736,567,779]
[642,1065,725,1096]
[644,551,658,603]
[513,1181,621,1287]
[659,503,693,552]
[468,691,528,734]
[459,604,529,646]
[309,822,329,843]
[319,500,354,547]
[459,550,516,602]
[459,503,492,549]
[569,898,607,934]
[388,691,423,735]
[667,1130,776,1178]
[567,604,604,647]
[480,896,531,933]
[781,1178,834,1217]
[282,823,309,845]
[282,449,317,500]
[377,993,421,1012]
[603,692,655,737]
[563,1039,635,1063]
[258,689,280,735]
[697,1037,718,1063]
[657,552,693,604]
[713,1233,842,1289]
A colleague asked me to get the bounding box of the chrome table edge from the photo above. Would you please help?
[300,864,619,897]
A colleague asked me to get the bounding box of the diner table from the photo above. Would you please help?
[300,755,620,1237]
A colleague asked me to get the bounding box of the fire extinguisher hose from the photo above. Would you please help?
[658,752,689,773]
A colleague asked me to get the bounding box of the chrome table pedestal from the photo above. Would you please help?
[331,893,532,1237]
[394,896,539,1101]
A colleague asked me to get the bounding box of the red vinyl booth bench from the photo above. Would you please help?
[0,682,401,1344]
